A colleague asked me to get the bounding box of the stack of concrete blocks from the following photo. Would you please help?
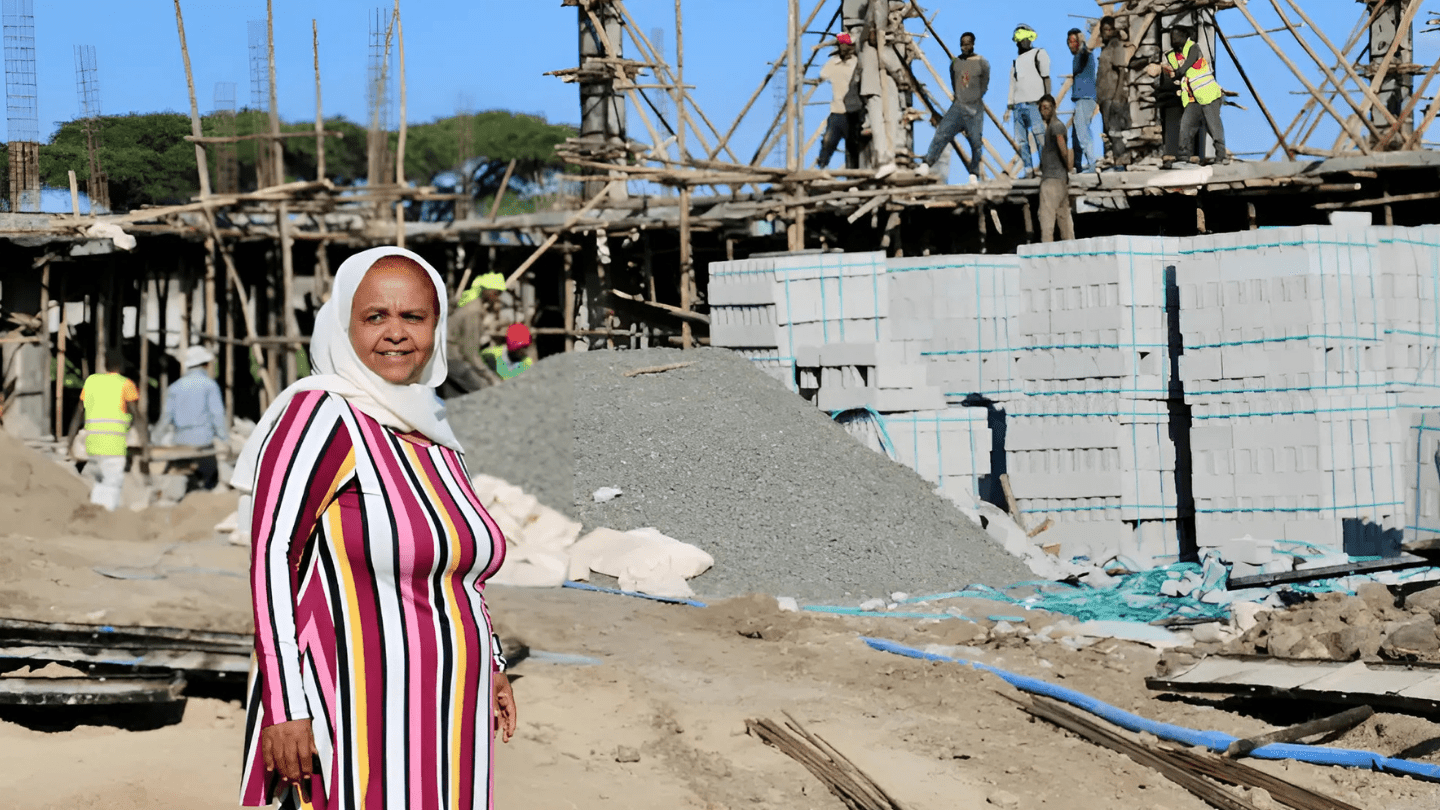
[1376,225,1440,407]
[805,341,946,413]
[1006,237,1183,561]
[1405,410,1440,543]
[886,255,1025,401]
[708,251,890,391]
[881,409,993,505]
[1177,227,1404,550]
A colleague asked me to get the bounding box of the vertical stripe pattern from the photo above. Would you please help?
[240,391,506,810]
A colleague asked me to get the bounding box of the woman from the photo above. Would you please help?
[234,246,517,810]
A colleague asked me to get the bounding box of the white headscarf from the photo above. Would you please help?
[230,246,462,493]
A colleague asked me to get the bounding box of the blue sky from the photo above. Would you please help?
[21,1,1440,181]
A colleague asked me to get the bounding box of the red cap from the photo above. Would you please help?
[837,33,853,45]
[506,323,532,351]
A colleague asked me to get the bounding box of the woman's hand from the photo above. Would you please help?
[262,719,319,786]
[493,672,517,743]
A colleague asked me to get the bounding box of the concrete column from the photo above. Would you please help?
[1368,0,1414,136]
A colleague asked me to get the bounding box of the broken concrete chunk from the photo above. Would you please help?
[1404,583,1440,622]
[1381,615,1440,658]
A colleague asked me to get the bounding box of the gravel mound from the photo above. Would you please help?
[448,347,1030,602]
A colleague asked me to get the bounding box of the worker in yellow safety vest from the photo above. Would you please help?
[78,347,139,511]
[1161,25,1228,167]
[481,324,535,381]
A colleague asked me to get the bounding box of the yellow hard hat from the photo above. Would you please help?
[1013,25,1037,43]
[476,272,506,292]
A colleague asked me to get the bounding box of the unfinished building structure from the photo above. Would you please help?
[0,0,1438,563]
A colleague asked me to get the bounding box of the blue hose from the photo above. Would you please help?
[863,637,1440,781]
[561,581,708,608]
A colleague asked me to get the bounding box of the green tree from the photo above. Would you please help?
[37,109,575,210]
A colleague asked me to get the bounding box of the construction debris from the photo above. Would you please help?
[746,712,910,810]
[1010,693,1363,810]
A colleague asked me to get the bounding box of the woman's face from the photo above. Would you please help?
[349,256,439,385]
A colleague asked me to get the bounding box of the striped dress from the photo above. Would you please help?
[240,390,506,810]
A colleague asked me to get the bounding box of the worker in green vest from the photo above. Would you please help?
[78,347,139,511]
[481,324,535,381]
[1162,25,1227,167]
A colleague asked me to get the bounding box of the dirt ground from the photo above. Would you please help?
[4,438,1440,809]
[5,539,1440,810]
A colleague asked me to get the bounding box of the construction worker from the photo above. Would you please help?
[1096,15,1131,169]
[1067,27,1098,173]
[1163,25,1228,167]
[1036,94,1074,243]
[481,324,535,381]
[79,347,138,511]
[457,271,505,310]
[815,33,861,171]
[1004,23,1051,178]
[918,31,989,182]
[158,345,228,491]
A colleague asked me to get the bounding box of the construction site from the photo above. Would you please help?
[9,0,1440,807]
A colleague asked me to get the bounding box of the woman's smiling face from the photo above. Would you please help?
[348,256,439,385]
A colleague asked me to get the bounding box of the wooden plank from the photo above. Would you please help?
[1012,695,1264,810]
[1228,553,1432,589]
[1150,655,1440,714]
[0,674,186,705]
[1225,706,1373,758]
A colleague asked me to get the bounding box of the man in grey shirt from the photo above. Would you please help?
[1036,94,1073,243]
[919,31,988,182]
[1096,15,1130,168]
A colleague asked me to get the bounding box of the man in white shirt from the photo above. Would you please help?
[816,34,861,170]
[1004,23,1051,178]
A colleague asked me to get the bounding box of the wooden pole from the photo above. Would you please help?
[505,180,619,286]
[1264,5,1374,158]
[203,239,218,353]
[53,274,66,441]
[313,20,326,181]
[1403,62,1440,149]
[38,257,50,435]
[1231,0,1372,154]
[173,0,212,197]
[786,0,800,172]
[487,158,518,221]
[1347,0,1424,142]
[1266,0,1394,143]
[67,170,80,218]
[1215,26,1294,159]
[563,248,576,352]
[137,268,151,473]
[223,275,234,425]
[1386,53,1440,149]
[267,0,297,383]
[394,0,408,248]
[707,0,829,161]
[265,0,283,187]
[179,257,192,354]
[1276,0,1399,130]
[676,0,694,349]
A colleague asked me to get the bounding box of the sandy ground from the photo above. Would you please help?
[5,553,1440,810]
[3,438,1440,809]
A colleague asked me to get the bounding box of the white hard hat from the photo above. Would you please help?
[183,345,215,368]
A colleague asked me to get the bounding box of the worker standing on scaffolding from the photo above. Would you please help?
[1004,24,1051,179]
[1067,27,1099,173]
[816,33,862,170]
[1096,16,1131,170]
[1163,25,1229,167]
[918,31,989,182]
[1036,94,1074,243]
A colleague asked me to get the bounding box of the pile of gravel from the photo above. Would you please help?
[448,347,1030,602]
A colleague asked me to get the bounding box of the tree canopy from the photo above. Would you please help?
[32,109,575,211]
